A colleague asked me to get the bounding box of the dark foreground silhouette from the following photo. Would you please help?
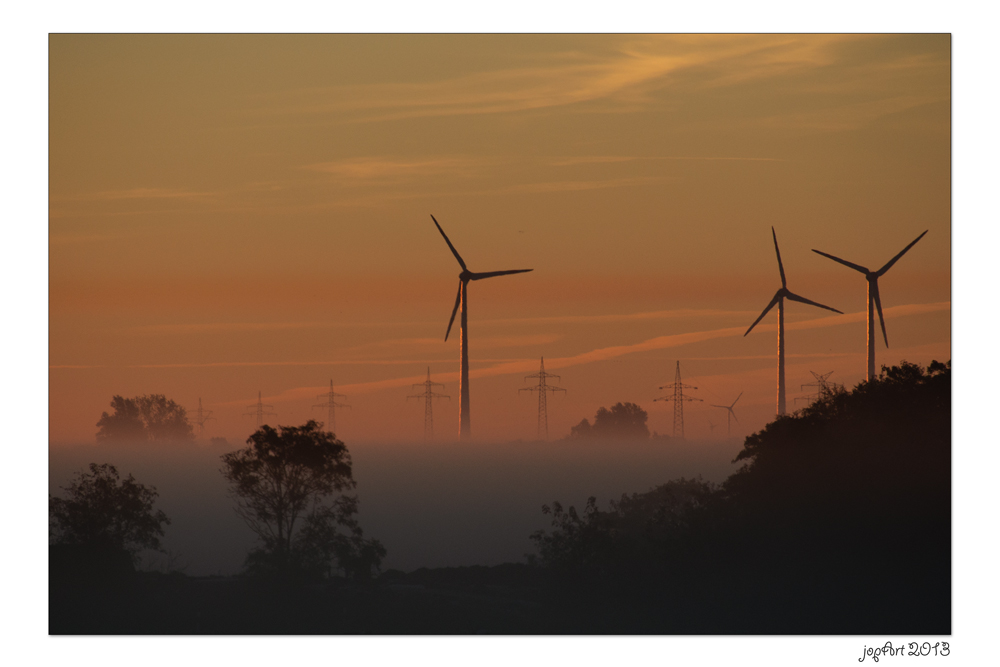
[51,361,949,634]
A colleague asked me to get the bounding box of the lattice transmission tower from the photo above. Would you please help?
[313,380,349,435]
[408,367,449,441]
[794,370,841,406]
[519,357,566,441]
[243,391,277,427]
[190,397,215,436]
[654,361,702,439]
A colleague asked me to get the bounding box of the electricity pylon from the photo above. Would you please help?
[408,367,449,441]
[519,357,565,440]
[654,361,702,439]
[313,380,349,435]
[190,397,215,436]
[243,391,277,427]
[794,370,840,406]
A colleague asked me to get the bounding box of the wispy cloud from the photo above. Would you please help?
[122,308,755,337]
[262,301,949,402]
[61,187,220,202]
[246,35,931,129]
[480,308,755,327]
[340,334,561,355]
[548,155,786,167]
[252,50,690,123]
[128,359,527,371]
[61,303,945,379]
[507,176,664,194]
[306,156,488,183]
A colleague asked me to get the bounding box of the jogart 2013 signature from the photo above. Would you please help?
[860,642,950,662]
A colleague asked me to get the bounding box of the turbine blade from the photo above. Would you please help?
[872,279,888,347]
[772,227,787,288]
[784,290,843,314]
[744,293,782,336]
[811,249,869,274]
[730,409,740,424]
[444,282,461,341]
[876,230,928,277]
[731,392,742,408]
[470,268,533,280]
[431,215,467,271]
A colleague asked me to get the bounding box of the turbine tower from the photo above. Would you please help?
[190,397,215,436]
[431,214,533,441]
[408,367,450,441]
[313,380,349,435]
[243,391,277,427]
[811,230,928,381]
[519,357,566,441]
[745,228,843,416]
[654,361,702,439]
[710,392,742,436]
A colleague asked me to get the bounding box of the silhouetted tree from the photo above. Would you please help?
[534,360,951,633]
[568,402,650,439]
[96,394,194,442]
[569,418,592,438]
[531,477,716,586]
[50,463,171,563]
[220,421,384,580]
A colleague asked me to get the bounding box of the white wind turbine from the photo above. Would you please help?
[710,392,742,437]
[745,228,843,416]
[431,215,533,441]
[811,230,928,381]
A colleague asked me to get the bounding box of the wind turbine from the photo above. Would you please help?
[811,230,928,381]
[710,392,742,436]
[431,215,533,441]
[745,228,843,416]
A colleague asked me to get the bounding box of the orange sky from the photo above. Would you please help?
[49,34,950,445]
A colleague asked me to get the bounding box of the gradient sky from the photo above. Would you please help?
[49,34,950,445]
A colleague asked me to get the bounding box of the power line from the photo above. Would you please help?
[519,357,565,441]
[654,361,702,439]
[407,367,449,441]
[313,380,349,435]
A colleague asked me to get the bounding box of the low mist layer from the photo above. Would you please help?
[49,436,743,575]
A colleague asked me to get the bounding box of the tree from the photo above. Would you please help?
[50,463,171,562]
[96,394,194,442]
[220,420,384,579]
[569,402,650,439]
[569,418,592,438]
[536,360,951,633]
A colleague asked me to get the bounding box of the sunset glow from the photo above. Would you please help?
[50,34,950,445]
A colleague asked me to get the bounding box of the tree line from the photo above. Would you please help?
[51,420,384,582]
[51,361,950,633]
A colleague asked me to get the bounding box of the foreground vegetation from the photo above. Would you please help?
[51,361,949,634]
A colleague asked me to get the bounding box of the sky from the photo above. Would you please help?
[49,34,950,445]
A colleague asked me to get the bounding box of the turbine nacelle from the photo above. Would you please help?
[432,215,533,341]
[744,287,843,337]
[811,230,927,349]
